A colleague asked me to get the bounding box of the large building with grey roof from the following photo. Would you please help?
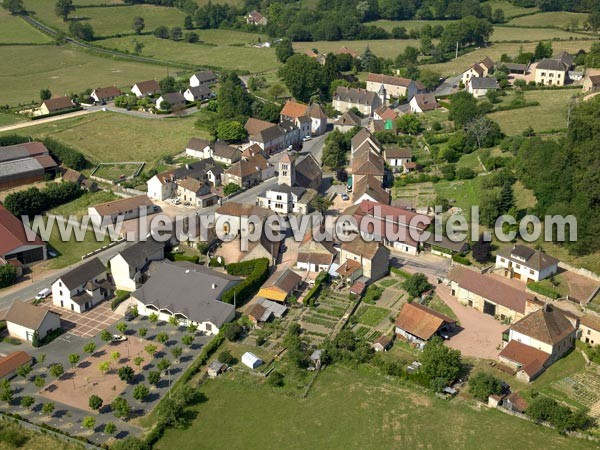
[131,261,239,334]
[0,141,57,190]
[109,239,165,291]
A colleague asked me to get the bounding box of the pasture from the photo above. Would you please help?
[508,11,591,28]
[482,0,538,18]
[293,38,422,58]
[100,30,278,72]
[153,365,597,450]
[0,111,207,165]
[490,25,589,42]
[0,9,51,44]
[0,44,170,106]
[487,88,579,135]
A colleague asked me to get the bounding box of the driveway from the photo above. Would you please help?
[436,284,505,360]
[434,75,461,96]
[391,251,452,281]
[41,301,122,338]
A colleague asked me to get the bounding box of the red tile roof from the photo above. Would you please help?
[395,302,456,341]
[0,204,45,256]
[0,351,32,378]
[280,100,308,118]
[499,340,548,376]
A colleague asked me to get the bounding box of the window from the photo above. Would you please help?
[541,72,546,77]
[500,257,505,263]
[529,269,534,275]
[276,195,282,201]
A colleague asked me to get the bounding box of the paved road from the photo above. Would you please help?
[0,241,128,311]
[434,75,461,97]
[390,250,452,280]
[0,108,99,133]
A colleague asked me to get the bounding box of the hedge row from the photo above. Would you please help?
[303,271,329,306]
[452,254,471,266]
[3,181,83,218]
[490,101,540,113]
[0,134,88,170]
[390,267,411,279]
[111,290,130,311]
[221,258,270,305]
[166,252,200,264]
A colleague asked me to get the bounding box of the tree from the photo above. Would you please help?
[268,370,284,387]
[420,337,462,391]
[216,71,252,119]
[145,344,158,357]
[279,54,324,103]
[218,350,235,365]
[133,356,144,368]
[33,376,45,389]
[493,8,505,24]
[0,264,16,288]
[153,25,169,39]
[216,120,247,142]
[98,361,110,374]
[170,347,182,361]
[156,332,168,344]
[132,16,145,34]
[101,330,113,343]
[40,88,52,101]
[170,26,183,41]
[138,328,148,337]
[480,191,502,227]
[2,0,24,14]
[589,12,600,34]
[55,0,74,21]
[118,366,135,383]
[397,114,422,135]
[469,372,504,401]
[111,397,131,419]
[15,362,30,379]
[49,363,64,378]
[111,351,121,364]
[498,181,515,214]
[68,353,80,368]
[83,342,96,355]
[148,370,161,386]
[82,416,95,429]
[116,322,128,334]
[276,39,294,63]
[20,396,35,409]
[181,334,195,346]
[42,402,55,416]
[449,91,480,127]
[133,384,150,402]
[402,273,432,298]
[148,312,159,323]
[472,234,492,264]
[0,379,13,402]
[223,182,241,196]
[310,194,333,213]
[466,116,493,149]
[223,323,243,342]
[104,422,117,435]
[69,22,94,41]
[184,15,193,30]
[534,41,553,60]
[88,394,103,411]
[184,32,199,43]
[157,358,171,373]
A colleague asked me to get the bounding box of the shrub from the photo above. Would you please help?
[166,252,199,264]
[402,273,432,298]
[452,254,471,266]
[0,265,17,288]
[527,282,559,299]
[456,167,476,180]
[111,290,130,310]
[3,181,83,217]
[469,372,504,401]
[42,137,87,170]
[221,258,270,305]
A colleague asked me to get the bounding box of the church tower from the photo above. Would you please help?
[278,152,296,186]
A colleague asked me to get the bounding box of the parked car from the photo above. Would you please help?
[112,334,127,342]
[341,193,349,201]
[35,288,51,300]
[302,136,312,142]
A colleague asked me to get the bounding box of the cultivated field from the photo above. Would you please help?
[487,89,580,134]
[490,26,589,42]
[154,365,598,450]
[0,44,170,106]
[0,9,51,44]
[508,11,591,28]
[425,40,595,76]
[0,111,207,164]
[100,30,277,72]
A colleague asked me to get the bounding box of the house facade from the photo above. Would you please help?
[39,96,75,116]
[109,239,165,291]
[255,184,314,215]
[366,73,418,99]
[91,86,122,103]
[338,239,390,282]
[395,302,456,350]
[189,71,217,87]
[89,195,157,227]
[495,245,558,283]
[131,80,160,98]
[409,94,440,113]
[5,301,61,343]
[384,147,412,172]
[51,257,112,313]
[467,77,500,98]
[156,92,186,110]
[333,86,383,117]
[582,73,600,93]
[579,315,600,346]
[0,203,47,265]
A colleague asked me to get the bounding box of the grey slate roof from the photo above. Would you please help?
[132,261,239,327]
[57,257,106,290]
[536,58,568,72]
[334,87,378,106]
[469,77,500,90]
[186,85,211,98]
[117,239,164,270]
[193,71,217,83]
[212,141,240,161]
[0,158,45,180]
[295,153,321,188]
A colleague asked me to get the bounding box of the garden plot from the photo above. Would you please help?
[552,370,600,418]
[91,162,145,183]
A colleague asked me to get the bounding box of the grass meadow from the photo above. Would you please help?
[0,111,207,165]
[0,44,172,106]
[153,365,597,450]
[0,9,51,44]
[508,11,591,28]
[293,38,422,58]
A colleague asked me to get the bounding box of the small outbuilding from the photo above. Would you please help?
[0,351,32,379]
[5,300,61,344]
[207,360,227,378]
[372,335,392,352]
[241,352,263,369]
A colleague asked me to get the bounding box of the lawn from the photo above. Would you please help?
[426,295,458,321]
[434,177,486,219]
[0,420,83,450]
[154,365,597,450]
[99,30,278,72]
[293,39,422,59]
[0,111,207,165]
[0,9,51,44]
[424,40,595,76]
[487,89,579,135]
[49,190,118,218]
[356,305,390,326]
[508,11,591,29]
[0,44,171,106]
[0,112,27,127]
[45,220,112,269]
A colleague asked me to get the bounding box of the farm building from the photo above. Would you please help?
[0,141,57,190]
[5,300,61,343]
[0,203,47,264]
[0,351,32,379]
[395,302,456,350]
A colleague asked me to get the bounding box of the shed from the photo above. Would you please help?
[207,360,227,378]
[241,352,263,369]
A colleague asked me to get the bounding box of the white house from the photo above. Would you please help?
[51,258,112,313]
[5,300,61,344]
[131,80,160,98]
[366,73,418,99]
[183,85,212,102]
[255,184,315,215]
[91,86,122,103]
[109,239,165,291]
[88,195,157,227]
[467,77,500,98]
[185,137,211,159]
[495,245,559,283]
[131,261,239,335]
[384,147,412,172]
[332,86,383,117]
[409,94,439,113]
[156,92,186,110]
[214,202,273,237]
[189,71,217,87]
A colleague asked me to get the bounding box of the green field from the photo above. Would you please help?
[293,38,422,59]
[508,11,591,28]
[154,365,597,450]
[0,44,172,106]
[46,220,111,269]
[100,29,277,72]
[487,89,579,134]
[0,111,207,164]
[0,9,51,44]
[491,25,589,42]
[50,190,118,218]
[482,0,538,18]
[0,112,27,127]
[425,40,594,76]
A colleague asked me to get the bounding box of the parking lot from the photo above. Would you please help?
[42,301,122,338]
